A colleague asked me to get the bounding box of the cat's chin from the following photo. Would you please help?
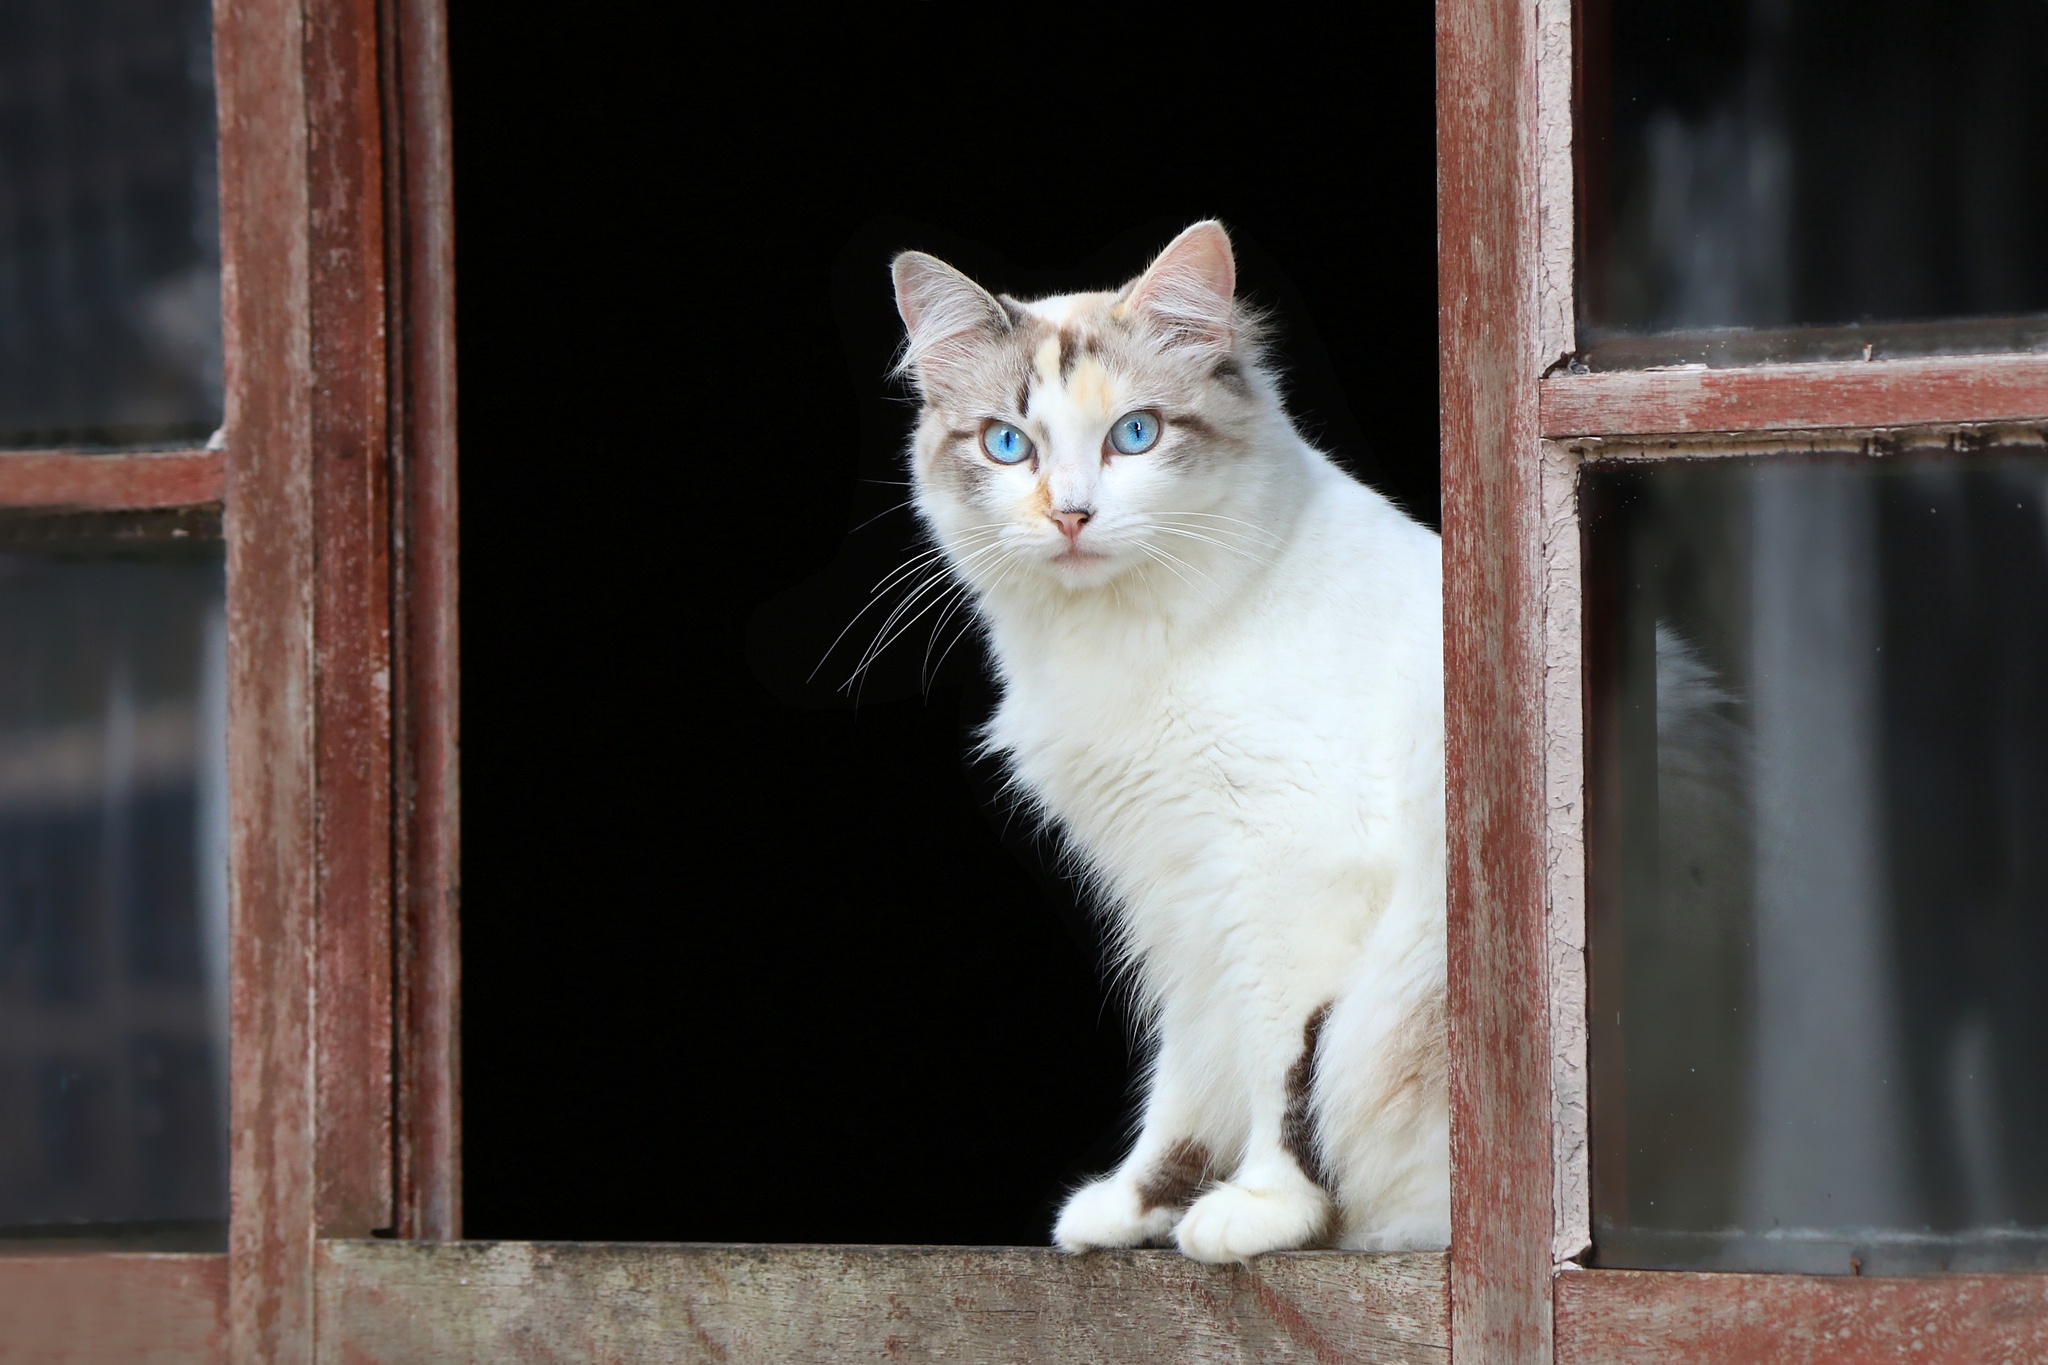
[1045,548,1125,590]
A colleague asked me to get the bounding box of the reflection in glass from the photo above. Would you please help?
[0,533,227,1246]
[1584,448,2048,1273]
[0,1,223,447]
[1577,0,2048,365]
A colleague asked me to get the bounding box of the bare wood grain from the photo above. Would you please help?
[1439,0,1557,1357]
[0,1254,225,1364]
[1540,354,2048,438]
[315,1243,1449,1365]
[1555,1267,2048,1364]
[0,449,224,511]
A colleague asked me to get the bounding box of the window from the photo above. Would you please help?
[20,0,2040,1359]
[1440,0,2048,1356]
[0,0,454,1357]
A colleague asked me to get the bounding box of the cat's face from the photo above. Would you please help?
[893,223,1279,596]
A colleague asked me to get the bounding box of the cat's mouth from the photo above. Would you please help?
[1052,546,1111,566]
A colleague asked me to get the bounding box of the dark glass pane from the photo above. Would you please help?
[1577,0,2048,366]
[0,529,226,1247]
[0,0,222,448]
[1584,447,2048,1273]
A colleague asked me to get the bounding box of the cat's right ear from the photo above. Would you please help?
[891,252,1013,399]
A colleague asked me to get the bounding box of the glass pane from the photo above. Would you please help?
[1584,447,2048,1274]
[0,1,223,448]
[0,527,227,1249]
[1577,0,2048,366]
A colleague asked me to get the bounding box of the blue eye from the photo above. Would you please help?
[1109,410,1161,455]
[981,421,1034,465]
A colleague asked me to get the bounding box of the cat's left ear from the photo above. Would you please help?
[892,251,1013,399]
[1121,220,1237,359]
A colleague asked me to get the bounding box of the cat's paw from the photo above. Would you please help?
[1053,1177,1180,1253]
[1174,1180,1330,1264]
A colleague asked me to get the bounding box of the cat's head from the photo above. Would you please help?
[890,222,1291,600]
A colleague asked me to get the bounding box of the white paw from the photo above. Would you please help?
[1054,1176,1180,1252]
[1174,1181,1329,1263]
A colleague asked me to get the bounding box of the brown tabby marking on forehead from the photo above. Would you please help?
[1057,327,1086,381]
[1211,356,1249,394]
[1016,376,1033,418]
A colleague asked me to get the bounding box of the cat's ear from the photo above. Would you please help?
[891,251,1013,397]
[1121,220,1237,358]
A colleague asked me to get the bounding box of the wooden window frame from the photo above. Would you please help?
[0,0,457,1358]
[1443,0,2048,1359]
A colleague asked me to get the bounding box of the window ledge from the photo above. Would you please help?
[315,1240,1450,1362]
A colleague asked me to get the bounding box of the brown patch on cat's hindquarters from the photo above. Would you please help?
[1282,1001,1335,1191]
[1136,1139,1214,1212]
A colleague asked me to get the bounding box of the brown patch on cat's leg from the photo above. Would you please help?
[1136,1139,1214,1213]
[1282,1001,1336,1191]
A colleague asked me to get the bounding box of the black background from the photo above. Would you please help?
[452,10,1439,1244]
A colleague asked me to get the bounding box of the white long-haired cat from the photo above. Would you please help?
[890,222,1447,1262]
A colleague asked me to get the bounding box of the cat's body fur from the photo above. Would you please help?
[890,223,1447,1262]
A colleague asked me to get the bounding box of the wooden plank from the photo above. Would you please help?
[1439,0,1557,1358]
[217,0,405,1357]
[1540,354,2048,438]
[1555,1268,2048,1364]
[0,449,224,511]
[217,0,322,1357]
[386,0,463,1243]
[0,1254,226,1364]
[315,1243,1450,1364]
[306,0,396,1242]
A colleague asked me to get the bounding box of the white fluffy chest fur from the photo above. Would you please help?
[982,461,1442,996]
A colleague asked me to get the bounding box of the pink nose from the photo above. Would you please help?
[1050,507,1093,543]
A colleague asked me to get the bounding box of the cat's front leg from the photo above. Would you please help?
[1053,1043,1222,1252]
[1174,1003,1336,1263]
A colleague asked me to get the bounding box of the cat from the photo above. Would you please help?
[888,222,1447,1261]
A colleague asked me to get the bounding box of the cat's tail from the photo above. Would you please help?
[1309,873,1451,1252]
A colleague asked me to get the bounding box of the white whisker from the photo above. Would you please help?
[1150,523,1278,568]
[845,537,1015,692]
[848,497,917,534]
[812,528,1006,685]
[1155,510,1286,548]
[1133,541,1201,592]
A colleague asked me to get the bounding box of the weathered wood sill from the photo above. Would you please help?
[317,1241,1451,1363]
